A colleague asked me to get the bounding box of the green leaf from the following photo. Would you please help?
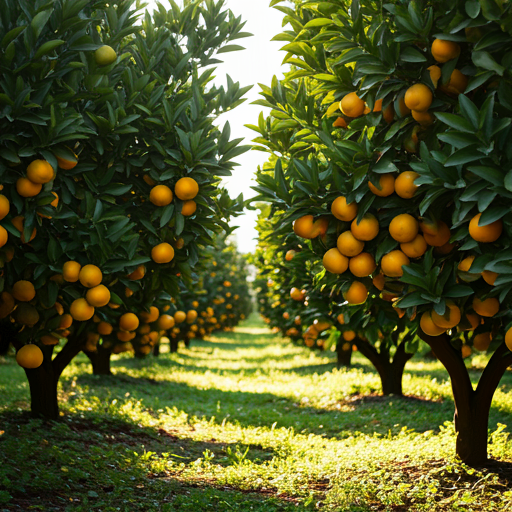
[434,112,475,133]
[34,40,65,59]
[472,51,504,76]
[217,45,246,54]
[478,206,509,226]
[465,0,480,18]
[400,46,427,62]
[304,18,333,28]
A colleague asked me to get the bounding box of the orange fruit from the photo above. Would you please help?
[440,69,468,95]
[423,221,451,246]
[0,226,7,249]
[174,311,187,323]
[41,335,60,346]
[0,194,10,220]
[323,248,349,274]
[293,215,328,239]
[469,213,502,243]
[431,303,461,329]
[412,110,434,126]
[117,330,136,342]
[473,332,492,352]
[505,327,512,352]
[333,117,348,128]
[70,298,95,321]
[140,306,160,323]
[158,314,175,330]
[394,171,419,199]
[152,243,175,263]
[331,196,358,221]
[181,200,197,216]
[373,99,383,112]
[26,160,54,184]
[337,313,345,325]
[143,174,157,186]
[12,280,36,302]
[79,264,102,288]
[337,231,364,257]
[472,296,499,317]
[58,314,73,330]
[340,92,365,117]
[138,324,151,335]
[400,234,427,259]
[381,250,410,277]
[119,312,139,331]
[285,250,296,261]
[63,261,81,282]
[372,273,386,291]
[482,270,498,286]
[349,253,376,277]
[95,45,117,66]
[343,330,356,342]
[351,214,379,241]
[176,238,185,249]
[16,177,42,197]
[368,173,395,197]
[382,104,394,123]
[389,213,419,243]
[13,304,39,326]
[85,284,111,307]
[16,345,44,369]
[175,177,199,200]
[404,83,433,112]
[458,255,476,272]
[459,313,481,331]
[428,65,441,88]
[187,310,198,323]
[420,311,446,336]
[128,265,146,280]
[431,39,460,63]
[343,281,368,305]
[56,151,78,170]
[0,291,15,318]
[461,345,472,358]
[150,185,173,206]
[12,216,36,243]
[290,288,305,301]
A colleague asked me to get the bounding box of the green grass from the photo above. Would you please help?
[1,314,512,511]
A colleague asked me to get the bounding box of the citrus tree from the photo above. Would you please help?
[0,0,251,418]
[250,0,512,464]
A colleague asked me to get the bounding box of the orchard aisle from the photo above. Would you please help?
[1,315,512,511]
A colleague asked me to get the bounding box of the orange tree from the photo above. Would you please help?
[0,0,250,418]
[251,0,512,464]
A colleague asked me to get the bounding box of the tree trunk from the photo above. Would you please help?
[153,342,160,356]
[419,332,512,466]
[170,337,179,353]
[0,335,9,355]
[336,342,352,367]
[84,346,112,375]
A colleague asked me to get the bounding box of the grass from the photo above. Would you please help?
[1,314,512,511]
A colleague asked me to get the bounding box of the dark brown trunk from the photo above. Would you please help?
[336,343,352,367]
[170,337,179,353]
[153,342,160,356]
[84,346,112,375]
[419,332,512,466]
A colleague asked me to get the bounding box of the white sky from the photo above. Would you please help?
[145,0,289,253]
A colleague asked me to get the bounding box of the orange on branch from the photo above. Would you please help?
[368,173,395,197]
[431,38,460,63]
[381,250,410,277]
[431,303,461,329]
[79,264,102,288]
[181,200,197,216]
[175,177,199,200]
[85,284,111,307]
[343,281,368,305]
[337,231,364,257]
[26,160,54,184]
[119,313,139,332]
[349,253,376,277]
[473,296,499,317]
[389,214,419,243]
[395,171,419,199]
[400,234,427,259]
[322,248,349,274]
[0,194,10,220]
[12,280,36,302]
[70,298,95,321]
[404,83,433,112]
[351,214,379,241]
[150,185,173,206]
[469,213,502,243]
[63,261,81,282]
[423,221,451,247]
[420,311,446,336]
[152,243,175,264]
[331,196,357,221]
[340,92,365,117]
[16,177,42,197]
[16,345,44,369]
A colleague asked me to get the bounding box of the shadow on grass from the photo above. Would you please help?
[0,410,309,512]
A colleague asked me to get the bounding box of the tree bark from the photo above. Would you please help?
[336,342,352,367]
[170,337,179,353]
[84,346,112,375]
[153,342,160,356]
[419,332,512,466]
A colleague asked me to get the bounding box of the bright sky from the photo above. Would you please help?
[145,0,289,253]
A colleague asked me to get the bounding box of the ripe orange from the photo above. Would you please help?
[343,281,368,305]
[174,311,187,323]
[331,196,358,221]
[12,216,36,243]
[337,313,345,325]
[473,332,492,352]
[394,171,419,199]
[143,174,157,186]
[119,312,139,331]
[340,92,365,117]
[293,215,328,239]
[368,173,395,197]
[128,265,146,280]
[389,213,419,243]
[13,304,39,326]
[16,177,42,197]
[404,83,433,112]
[382,104,394,123]
[16,345,44,369]
[505,327,512,351]
[411,110,434,126]
[458,255,476,272]
[381,250,410,277]
[423,221,451,246]
[468,213,502,243]
[12,280,36,302]
[63,261,81,282]
[117,330,136,342]
[70,298,95,321]
[337,231,364,257]
[175,177,199,200]
[333,117,348,128]
[152,243,175,263]
[140,306,160,323]
[400,234,427,259]
[420,311,446,336]
[472,296,499,317]
[482,270,498,286]
[290,288,305,301]
[0,194,10,220]
[85,284,111,307]
[58,314,73,330]
[138,323,151,335]
[372,273,386,291]
[56,151,78,170]
[349,253,376,277]
[351,214,379,241]
[440,69,468,95]
[158,314,175,330]
[459,313,480,331]
[285,250,296,261]
[150,185,173,206]
[26,160,54,184]
[343,330,356,342]
[431,303,461,329]
[79,264,102,288]
[0,291,15,318]
[323,248,349,274]
[176,238,185,249]
[41,335,60,346]
[431,39,460,63]
[428,65,441,88]
[187,310,198,323]
[0,226,7,249]
[181,200,197,216]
